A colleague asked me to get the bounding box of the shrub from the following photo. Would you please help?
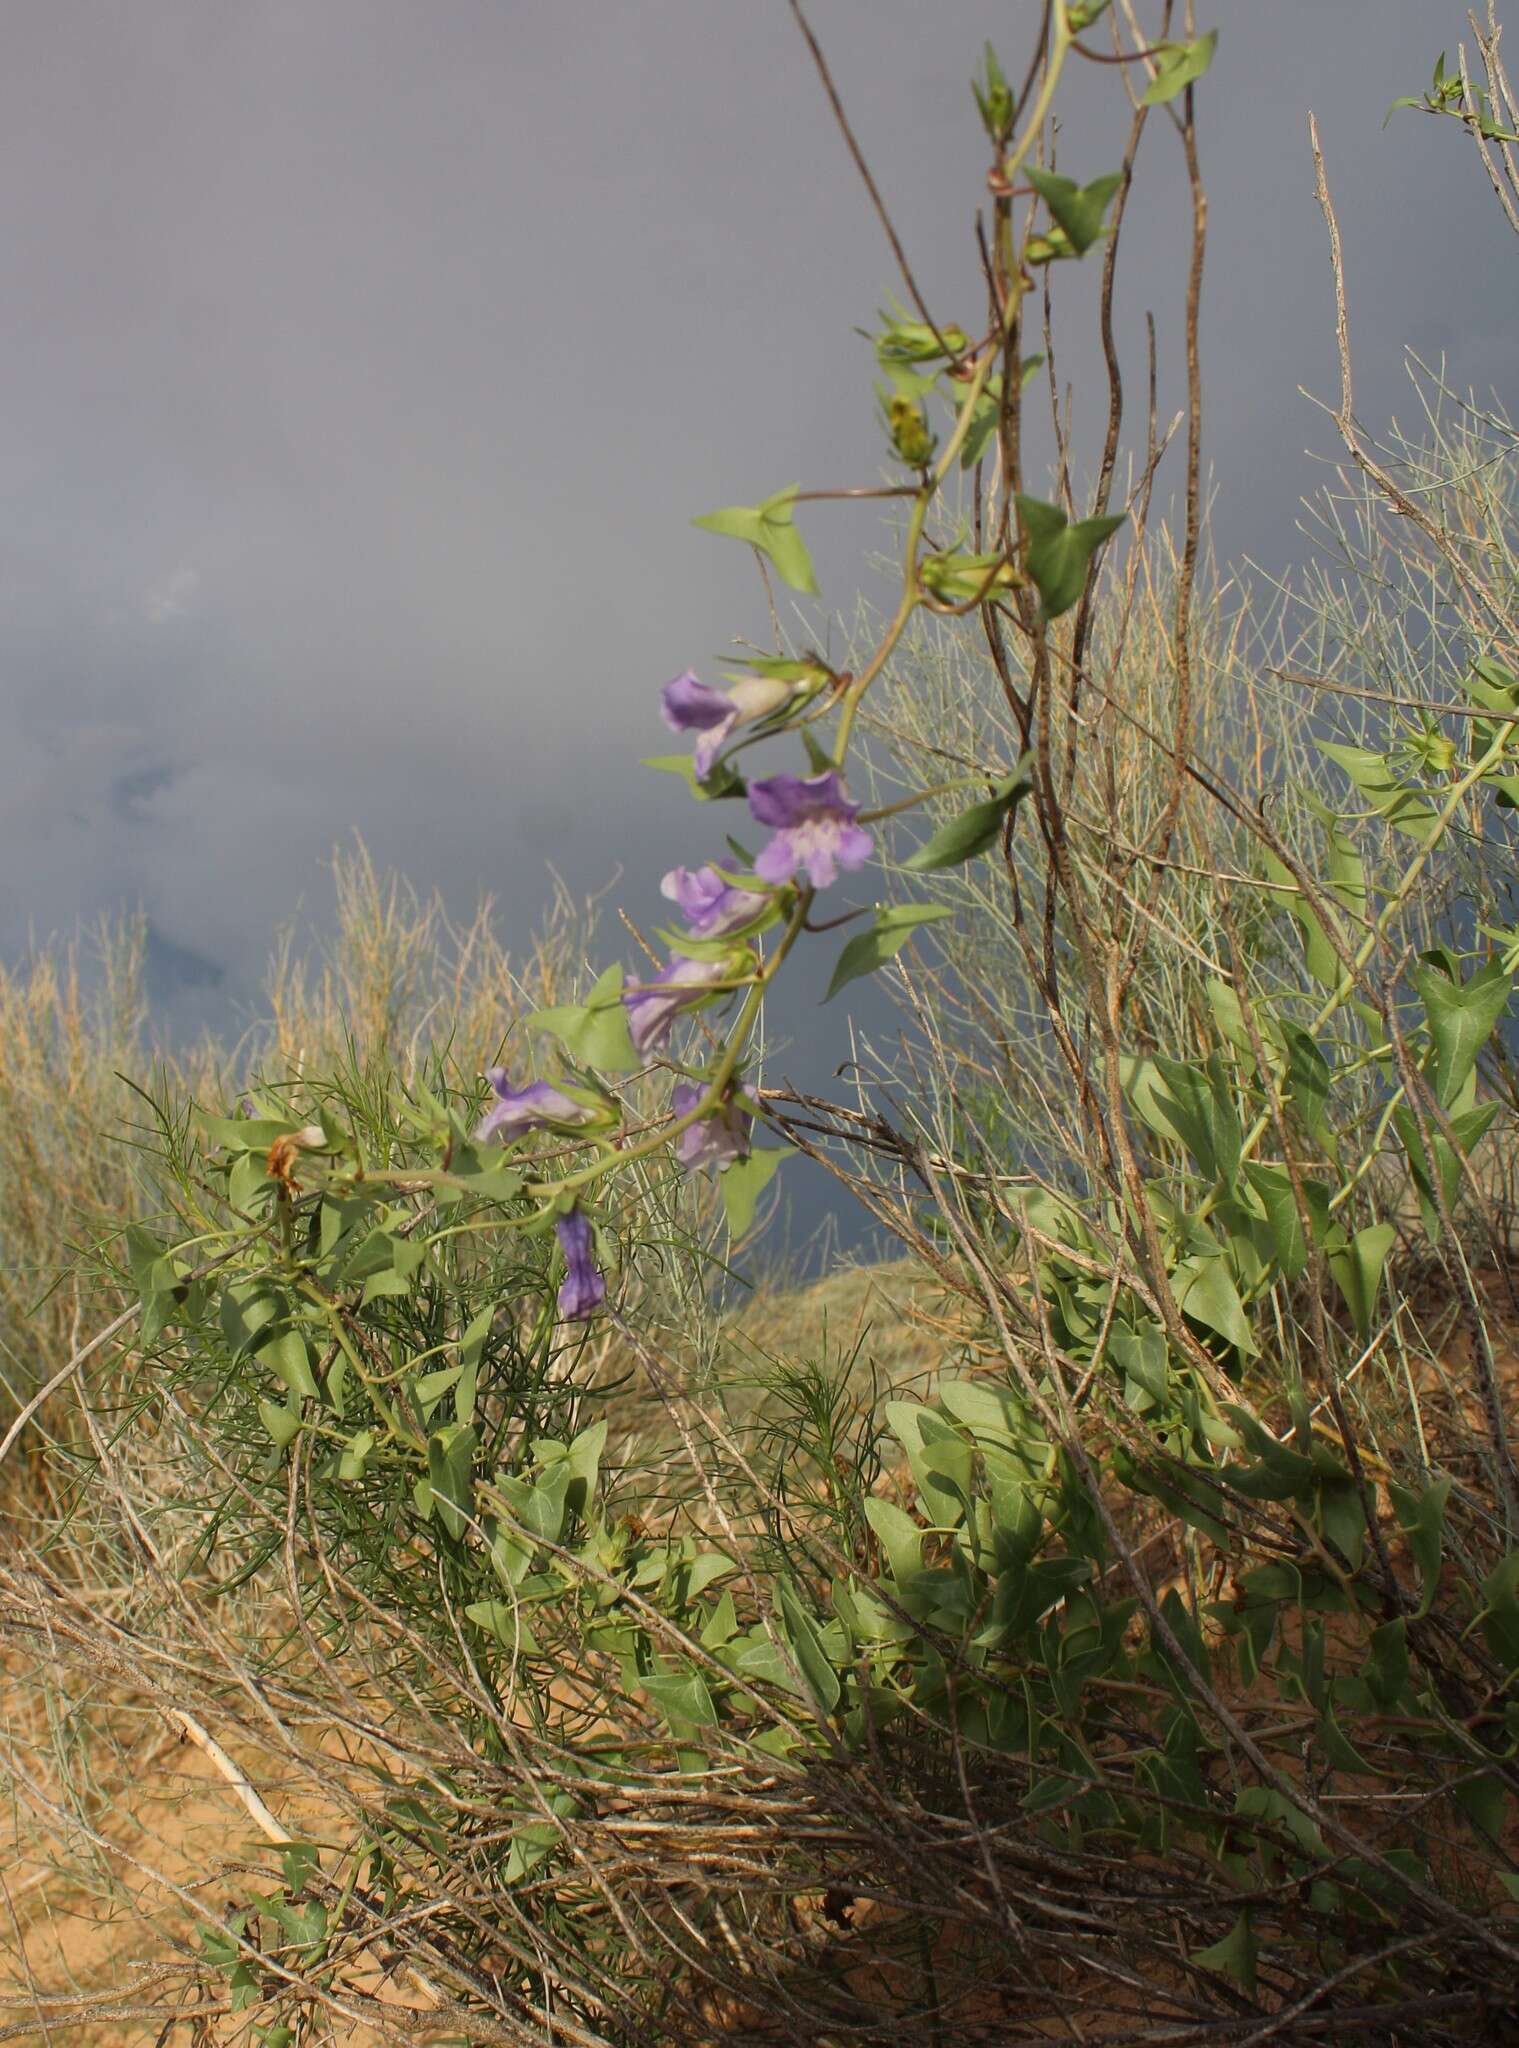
[9,9,1519,2044]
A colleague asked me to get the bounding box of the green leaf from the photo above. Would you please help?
[864,1497,924,1582]
[562,1418,607,1519]
[691,485,818,594]
[426,1424,478,1541]
[528,964,639,1074]
[1388,1475,1451,1616]
[1122,1051,1242,1190]
[1243,1163,1329,1284]
[903,759,1033,871]
[1192,1909,1257,1992]
[1260,844,1342,988]
[886,1401,974,1522]
[1024,167,1124,256]
[1326,1222,1396,1337]
[453,1304,493,1425]
[465,1599,538,1654]
[1142,29,1219,105]
[437,1149,523,1207]
[258,1396,303,1450]
[338,1428,375,1481]
[124,1224,181,1341]
[1363,1617,1409,1709]
[413,1362,464,1421]
[684,1551,736,1601]
[1415,960,1512,1107]
[1279,1024,1332,1148]
[641,751,746,801]
[720,1146,792,1237]
[1320,741,1439,840]
[1014,493,1125,619]
[642,1669,719,1730]
[502,1460,570,1546]
[824,903,953,1001]
[777,1579,843,1713]
[1393,1097,1502,1237]
[1174,1253,1257,1356]
[256,1329,320,1403]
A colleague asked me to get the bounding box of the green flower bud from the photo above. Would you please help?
[884,393,937,469]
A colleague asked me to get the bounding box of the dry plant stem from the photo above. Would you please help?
[0,1302,140,1470]
[1311,110,1517,650]
[786,0,963,368]
[1463,6,1519,235]
[166,1710,289,1846]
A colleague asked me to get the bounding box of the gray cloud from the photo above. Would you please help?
[0,0,1512,1020]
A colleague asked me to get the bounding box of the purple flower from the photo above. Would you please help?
[624,954,728,1055]
[476,1073,594,1145]
[661,668,795,780]
[671,1081,753,1171]
[749,770,874,890]
[555,1208,606,1321]
[660,864,768,940]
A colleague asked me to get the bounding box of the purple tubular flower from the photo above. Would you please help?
[671,1081,753,1171]
[749,770,874,890]
[661,668,795,780]
[660,864,767,940]
[624,954,727,1055]
[661,669,740,780]
[555,1208,606,1321]
[476,1073,593,1144]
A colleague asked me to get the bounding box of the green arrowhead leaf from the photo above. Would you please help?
[257,1329,321,1402]
[1319,742,1439,840]
[824,903,953,1001]
[1024,166,1124,256]
[720,1146,792,1237]
[641,752,746,801]
[903,759,1033,870]
[642,1668,719,1730]
[427,1424,478,1541]
[777,1579,842,1714]
[1143,29,1219,105]
[863,1496,924,1582]
[1326,1222,1396,1337]
[692,485,818,594]
[528,964,639,1074]
[1388,1475,1451,1616]
[1014,493,1125,619]
[1192,1909,1257,1991]
[1393,1096,1501,1238]
[338,1428,375,1481]
[1174,1253,1257,1356]
[258,1396,304,1450]
[1415,960,1512,1107]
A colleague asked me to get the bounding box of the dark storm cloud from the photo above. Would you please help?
[0,1,1511,1006]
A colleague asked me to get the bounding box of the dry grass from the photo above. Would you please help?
[0,1258,960,2048]
[0,843,599,1477]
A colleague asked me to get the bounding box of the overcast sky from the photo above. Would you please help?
[1,0,1514,1036]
